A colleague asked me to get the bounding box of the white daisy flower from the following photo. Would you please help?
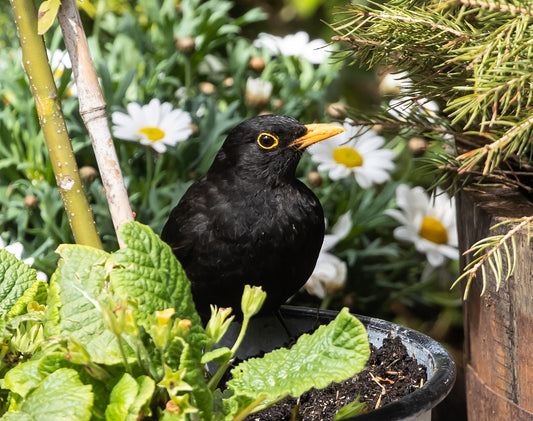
[245,77,273,109]
[379,70,412,96]
[111,99,193,153]
[385,184,459,267]
[308,119,396,188]
[47,49,77,97]
[0,238,48,281]
[253,31,329,64]
[305,212,352,299]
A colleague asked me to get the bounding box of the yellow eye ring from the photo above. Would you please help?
[257,132,279,150]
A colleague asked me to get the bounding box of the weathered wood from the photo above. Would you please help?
[457,187,533,419]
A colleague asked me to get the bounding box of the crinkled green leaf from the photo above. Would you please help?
[1,412,32,421]
[110,222,211,420]
[201,347,232,365]
[0,249,38,317]
[3,353,67,399]
[44,244,131,364]
[5,368,93,421]
[105,373,155,421]
[8,280,48,318]
[109,222,201,328]
[226,308,369,413]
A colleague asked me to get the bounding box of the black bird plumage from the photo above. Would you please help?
[161,114,344,317]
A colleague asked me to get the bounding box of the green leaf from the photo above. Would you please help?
[45,244,130,364]
[109,222,212,421]
[109,222,201,329]
[0,249,38,317]
[3,353,68,399]
[226,308,369,412]
[4,368,93,421]
[37,0,61,35]
[201,347,232,365]
[105,374,155,421]
[8,280,48,318]
[334,396,366,420]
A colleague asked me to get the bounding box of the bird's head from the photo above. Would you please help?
[212,114,344,181]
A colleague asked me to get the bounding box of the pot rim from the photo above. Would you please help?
[279,305,457,421]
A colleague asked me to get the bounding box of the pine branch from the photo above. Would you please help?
[330,0,533,182]
[452,216,533,299]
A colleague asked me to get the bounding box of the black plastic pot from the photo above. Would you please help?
[218,305,456,421]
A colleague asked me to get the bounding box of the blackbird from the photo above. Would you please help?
[161,114,344,317]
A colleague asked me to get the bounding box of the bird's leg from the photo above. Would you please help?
[275,308,296,344]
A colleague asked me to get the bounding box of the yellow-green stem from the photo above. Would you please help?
[10,0,102,248]
[207,314,251,391]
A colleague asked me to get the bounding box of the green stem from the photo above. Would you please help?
[9,0,102,249]
[114,332,132,374]
[207,314,251,391]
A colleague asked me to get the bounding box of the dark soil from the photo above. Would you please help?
[244,335,427,421]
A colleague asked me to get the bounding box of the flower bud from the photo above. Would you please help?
[245,78,272,110]
[223,77,234,88]
[156,308,176,327]
[79,166,98,182]
[241,285,267,318]
[408,136,428,156]
[199,81,216,95]
[307,171,323,188]
[24,195,39,208]
[176,36,196,54]
[326,102,346,119]
[248,56,266,72]
[205,306,234,346]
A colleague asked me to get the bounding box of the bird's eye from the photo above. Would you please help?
[257,133,279,150]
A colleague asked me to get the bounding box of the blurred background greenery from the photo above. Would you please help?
[0,0,462,355]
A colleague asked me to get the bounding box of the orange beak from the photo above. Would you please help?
[291,123,345,149]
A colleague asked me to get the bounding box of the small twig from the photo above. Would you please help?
[369,372,387,409]
[450,0,533,16]
[353,9,466,38]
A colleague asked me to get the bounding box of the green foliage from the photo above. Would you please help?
[453,216,533,298]
[105,374,155,421]
[0,250,38,316]
[0,222,370,419]
[225,307,369,415]
[328,0,533,300]
[3,368,93,421]
[330,0,533,188]
[1,0,460,394]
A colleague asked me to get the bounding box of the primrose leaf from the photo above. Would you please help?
[8,280,48,318]
[3,368,93,421]
[109,222,201,328]
[0,249,38,318]
[105,373,155,421]
[225,308,369,414]
[110,222,212,421]
[45,244,131,364]
[3,352,67,400]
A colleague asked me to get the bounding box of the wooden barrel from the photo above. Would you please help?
[457,187,533,420]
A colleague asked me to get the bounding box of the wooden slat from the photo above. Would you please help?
[457,187,533,418]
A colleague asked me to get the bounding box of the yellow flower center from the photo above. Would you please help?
[419,216,448,245]
[333,147,363,168]
[139,126,165,141]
